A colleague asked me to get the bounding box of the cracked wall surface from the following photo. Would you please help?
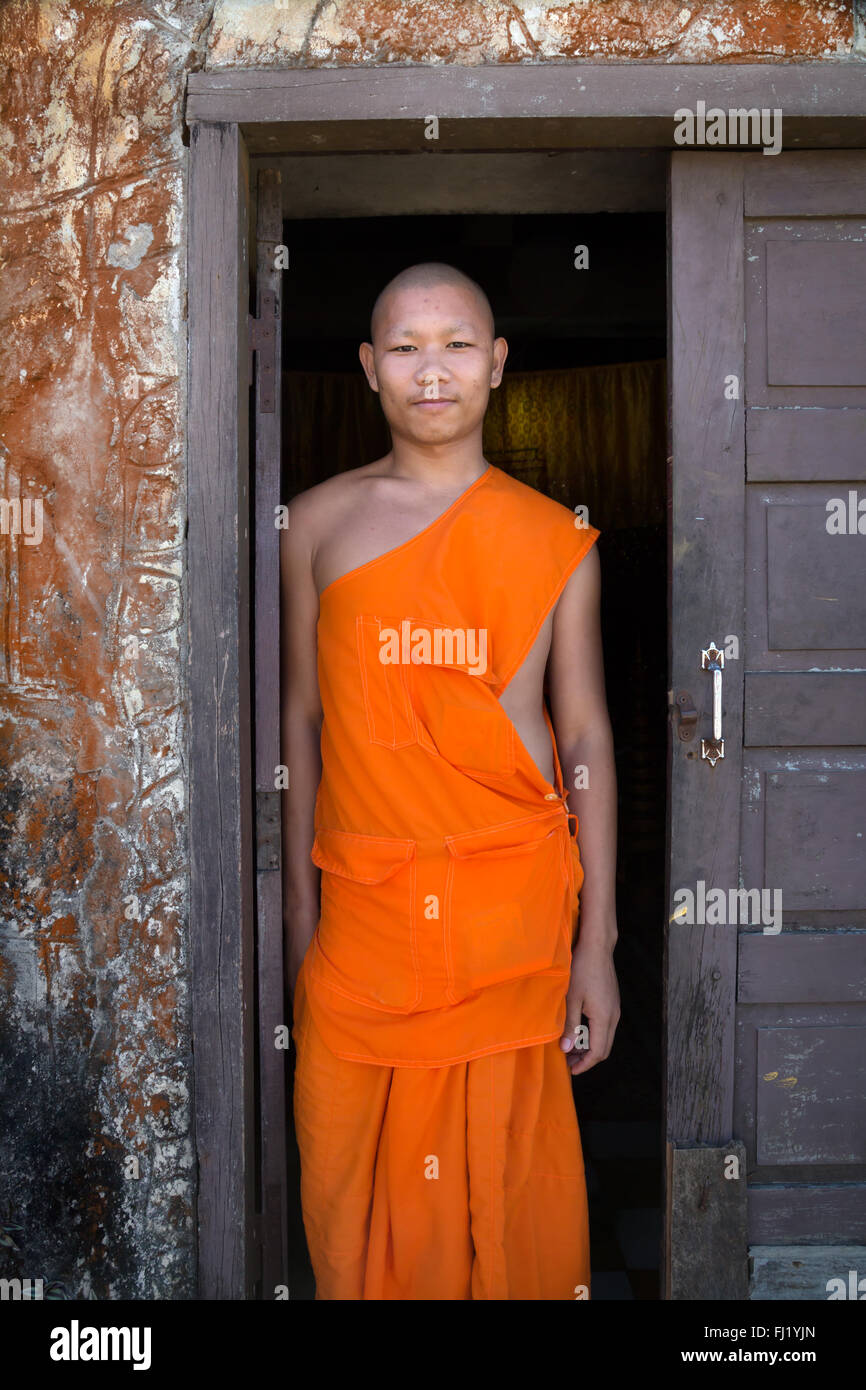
[0,0,212,1301]
[207,0,857,65]
[0,0,860,1299]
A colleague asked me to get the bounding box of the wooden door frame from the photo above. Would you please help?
[185,63,866,1300]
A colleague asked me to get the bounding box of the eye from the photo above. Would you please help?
[389,344,417,352]
[449,341,471,348]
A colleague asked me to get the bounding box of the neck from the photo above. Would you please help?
[384,432,489,490]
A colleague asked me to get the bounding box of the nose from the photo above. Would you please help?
[421,371,443,399]
[417,358,449,395]
[417,361,446,382]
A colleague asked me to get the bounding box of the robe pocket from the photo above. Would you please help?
[444,813,572,1001]
[310,828,420,1011]
[356,615,418,750]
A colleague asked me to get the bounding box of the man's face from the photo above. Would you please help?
[359,282,508,447]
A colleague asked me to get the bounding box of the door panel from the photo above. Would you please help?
[740,758,866,916]
[755,1026,866,1165]
[668,150,866,1300]
[745,674,866,745]
[746,484,866,668]
[747,407,866,481]
[746,217,866,405]
[737,152,866,1292]
[763,239,866,389]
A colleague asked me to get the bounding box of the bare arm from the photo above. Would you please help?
[547,545,620,1074]
[280,494,323,1001]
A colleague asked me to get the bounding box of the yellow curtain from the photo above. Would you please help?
[282,359,666,531]
[282,371,391,501]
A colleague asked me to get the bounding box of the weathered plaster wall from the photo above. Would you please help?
[0,0,861,1300]
[0,0,210,1300]
[207,0,857,66]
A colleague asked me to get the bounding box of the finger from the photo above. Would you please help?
[559,992,584,1050]
[566,989,584,1021]
[560,1019,585,1051]
[563,1022,591,1065]
[568,1020,614,1074]
[568,1045,600,1075]
[566,1017,602,1073]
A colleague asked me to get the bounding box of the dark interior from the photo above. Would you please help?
[276,211,668,1300]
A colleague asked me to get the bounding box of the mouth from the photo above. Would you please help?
[412,398,456,406]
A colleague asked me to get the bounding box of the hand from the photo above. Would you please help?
[559,940,620,1075]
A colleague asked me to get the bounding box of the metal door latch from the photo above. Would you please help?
[672,689,697,741]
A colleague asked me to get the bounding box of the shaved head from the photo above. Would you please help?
[370,262,495,343]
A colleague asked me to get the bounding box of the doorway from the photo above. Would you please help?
[278,207,668,1299]
[188,65,866,1303]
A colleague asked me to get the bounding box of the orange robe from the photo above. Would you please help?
[292,463,600,1299]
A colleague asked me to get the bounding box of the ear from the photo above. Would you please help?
[490,336,508,388]
[358,342,379,392]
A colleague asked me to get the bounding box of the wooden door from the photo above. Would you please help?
[667,150,866,1300]
[250,168,289,1296]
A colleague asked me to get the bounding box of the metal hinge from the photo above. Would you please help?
[255,789,281,872]
[249,289,276,413]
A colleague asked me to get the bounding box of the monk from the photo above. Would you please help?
[280,262,619,1300]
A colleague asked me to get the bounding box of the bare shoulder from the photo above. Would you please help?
[282,464,380,565]
[289,464,381,539]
